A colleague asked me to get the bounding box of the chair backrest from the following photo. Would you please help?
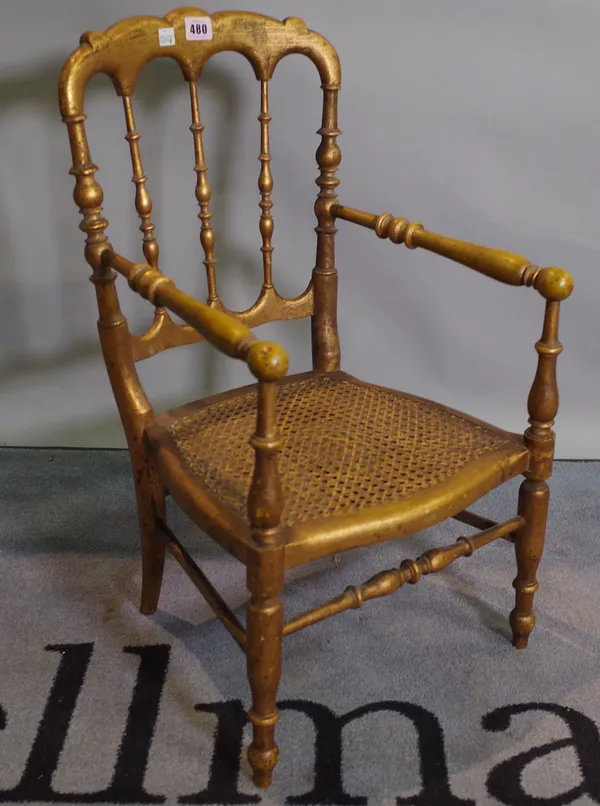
[59,7,342,370]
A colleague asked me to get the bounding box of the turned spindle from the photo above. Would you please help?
[122,96,159,270]
[189,81,218,303]
[258,80,274,290]
[312,85,342,372]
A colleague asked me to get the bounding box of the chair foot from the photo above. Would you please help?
[246,593,283,790]
[139,526,165,615]
[248,741,279,788]
[510,478,548,650]
[510,610,535,649]
[139,594,160,616]
[512,636,529,650]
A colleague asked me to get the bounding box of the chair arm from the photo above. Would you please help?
[331,204,573,302]
[107,252,288,382]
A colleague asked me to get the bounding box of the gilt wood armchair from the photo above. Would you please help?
[59,8,573,788]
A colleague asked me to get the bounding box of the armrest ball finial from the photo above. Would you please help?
[535,267,574,302]
[248,341,289,382]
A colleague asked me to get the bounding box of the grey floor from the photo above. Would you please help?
[0,449,599,804]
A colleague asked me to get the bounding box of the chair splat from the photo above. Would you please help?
[60,8,341,364]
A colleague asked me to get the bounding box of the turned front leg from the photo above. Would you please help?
[246,553,284,788]
[511,479,549,648]
[511,296,569,648]
[244,363,287,788]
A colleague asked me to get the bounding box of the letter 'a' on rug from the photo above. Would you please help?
[0,448,599,805]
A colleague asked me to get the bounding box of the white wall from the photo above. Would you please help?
[0,0,598,457]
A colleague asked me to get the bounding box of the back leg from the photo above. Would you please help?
[131,451,166,615]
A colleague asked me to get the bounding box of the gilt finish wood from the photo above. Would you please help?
[60,8,574,789]
[123,95,159,268]
[246,372,286,787]
[189,79,217,303]
[284,516,524,636]
[312,85,341,371]
[510,301,563,649]
[332,204,574,301]
[60,7,337,366]
[258,80,274,289]
[122,93,173,361]
[141,369,530,569]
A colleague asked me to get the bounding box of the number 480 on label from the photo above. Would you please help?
[185,17,213,40]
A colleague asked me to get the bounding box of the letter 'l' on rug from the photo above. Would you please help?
[1,448,599,805]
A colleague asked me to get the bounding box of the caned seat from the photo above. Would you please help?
[59,7,573,790]
[146,371,529,565]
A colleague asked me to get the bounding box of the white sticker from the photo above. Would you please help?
[158,27,175,47]
[185,17,213,41]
